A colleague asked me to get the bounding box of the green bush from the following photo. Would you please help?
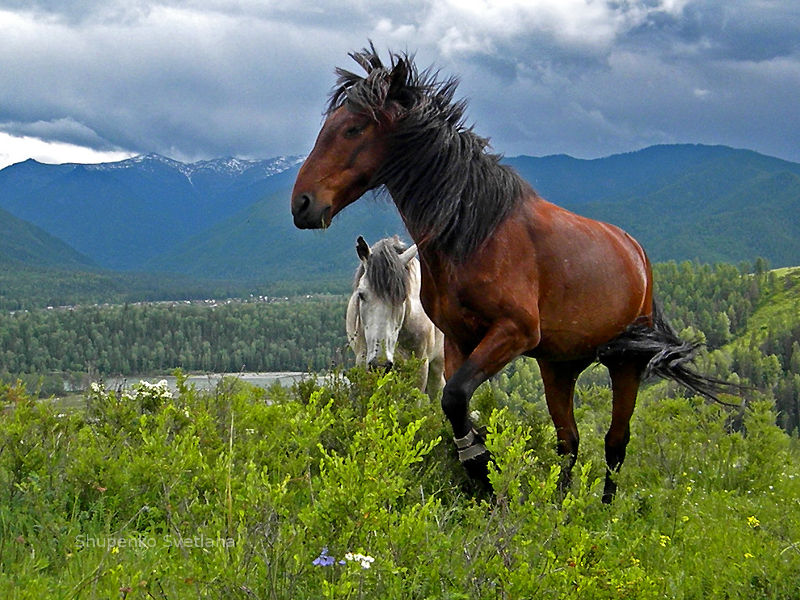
[1,366,798,599]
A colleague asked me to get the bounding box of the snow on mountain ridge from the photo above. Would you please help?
[84,153,306,181]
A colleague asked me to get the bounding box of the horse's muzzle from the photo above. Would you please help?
[291,192,330,229]
[368,358,393,371]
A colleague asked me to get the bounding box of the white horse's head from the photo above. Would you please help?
[352,236,418,370]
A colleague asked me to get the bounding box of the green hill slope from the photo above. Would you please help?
[153,145,800,282]
[146,188,406,286]
[0,205,95,269]
[579,154,800,265]
[733,267,800,340]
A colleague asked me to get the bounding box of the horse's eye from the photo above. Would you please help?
[357,291,366,301]
[344,125,365,139]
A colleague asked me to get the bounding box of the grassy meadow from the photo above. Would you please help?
[2,361,799,599]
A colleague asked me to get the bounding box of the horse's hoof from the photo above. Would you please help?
[602,476,617,504]
[454,428,493,487]
[462,451,492,488]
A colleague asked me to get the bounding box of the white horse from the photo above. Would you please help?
[347,235,445,398]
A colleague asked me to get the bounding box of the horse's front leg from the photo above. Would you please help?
[427,358,445,400]
[417,359,430,394]
[442,320,540,485]
[426,330,446,400]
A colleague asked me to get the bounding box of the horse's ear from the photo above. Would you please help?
[356,236,370,262]
[399,243,418,265]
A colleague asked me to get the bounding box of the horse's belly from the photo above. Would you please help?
[531,324,620,360]
[533,280,648,359]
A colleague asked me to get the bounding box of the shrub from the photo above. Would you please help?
[1,367,798,599]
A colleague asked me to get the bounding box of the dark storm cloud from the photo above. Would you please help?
[433,0,800,160]
[0,117,117,149]
[0,2,348,160]
[666,1,800,62]
[0,0,798,166]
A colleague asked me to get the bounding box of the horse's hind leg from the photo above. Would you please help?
[603,360,645,503]
[538,358,591,495]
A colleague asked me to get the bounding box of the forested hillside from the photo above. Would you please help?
[506,145,800,265]
[151,146,800,280]
[0,296,347,379]
[0,155,304,269]
[2,260,798,433]
[144,190,404,281]
[0,206,95,269]
[0,264,351,313]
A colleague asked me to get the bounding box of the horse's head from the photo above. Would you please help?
[291,46,414,229]
[291,105,392,229]
[353,236,418,370]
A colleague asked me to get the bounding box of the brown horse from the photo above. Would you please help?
[291,44,735,501]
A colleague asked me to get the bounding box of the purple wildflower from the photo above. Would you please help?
[312,547,335,567]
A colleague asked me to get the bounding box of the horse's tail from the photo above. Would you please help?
[598,302,744,406]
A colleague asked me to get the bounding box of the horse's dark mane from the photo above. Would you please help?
[329,44,525,262]
[353,236,410,305]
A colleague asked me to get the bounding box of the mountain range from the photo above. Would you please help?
[0,154,308,270]
[1,144,799,297]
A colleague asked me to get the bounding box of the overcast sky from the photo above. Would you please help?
[1,0,798,169]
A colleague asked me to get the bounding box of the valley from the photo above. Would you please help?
[1,144,799,311]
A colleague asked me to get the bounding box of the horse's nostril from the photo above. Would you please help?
[297,193,311,214]
[292,192,326,229]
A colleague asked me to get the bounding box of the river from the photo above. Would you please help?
[104,372,317,393]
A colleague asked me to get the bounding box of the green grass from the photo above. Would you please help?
[1,364,799,599]
[748,267,800,332]
[770,266,800,277]
[43,393,86,414]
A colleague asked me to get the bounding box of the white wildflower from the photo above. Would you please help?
[344,552,375,569]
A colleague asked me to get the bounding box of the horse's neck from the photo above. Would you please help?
[406,257,422,297]
[382,141,523,263]
[389,190,428,246]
